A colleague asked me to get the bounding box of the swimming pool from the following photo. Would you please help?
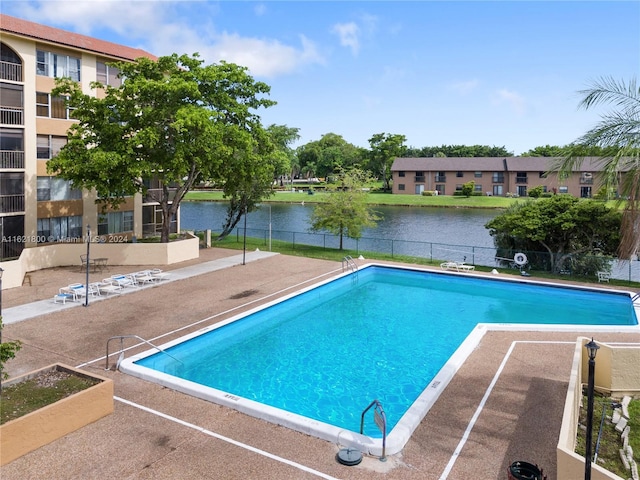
[120,264,639,455]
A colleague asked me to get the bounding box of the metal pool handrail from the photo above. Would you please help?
[105,334,183,370]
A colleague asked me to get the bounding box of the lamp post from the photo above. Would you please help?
[242,205,247,266]
[584,338,599,480]
[0,267,4,345]
[84,225,90,307]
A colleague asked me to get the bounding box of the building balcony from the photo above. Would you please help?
[0,61,23,82]
[414,176,425,182]
[0,106,24,125]
[435,175,446,182]
[515,178,528,184]
[0,194,25,213]
[0,151,25,169]
[492,176,504,183]
[143,188,177,204]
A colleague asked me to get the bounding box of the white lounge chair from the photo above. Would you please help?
[597,271,611,283]
[94,281,122,295]
[109,274,136,288]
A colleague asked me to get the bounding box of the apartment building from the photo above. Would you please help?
[0,14,176,261]
[390,156,613,197]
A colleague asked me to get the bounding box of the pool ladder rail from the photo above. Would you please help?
[105,334,183,371]
[342,255,358,276]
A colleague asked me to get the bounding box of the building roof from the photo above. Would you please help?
[390,156,610,172]
[0,14,157,61]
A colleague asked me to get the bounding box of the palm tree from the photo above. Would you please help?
[554,77,640,259]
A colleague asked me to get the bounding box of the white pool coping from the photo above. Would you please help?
[119,263,640,456]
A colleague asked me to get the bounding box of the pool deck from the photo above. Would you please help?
[1,248,639,480]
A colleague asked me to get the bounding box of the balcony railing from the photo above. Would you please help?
[580,177,594,185]
[0,61,23,82]
[435,175,446,182]
[0,106,24,125]
[143,188,178,203]
[0,150,24,169]
[492,176,504,183]
[414,176,425,182]
[515,177,528,184]
[0,194,25,213]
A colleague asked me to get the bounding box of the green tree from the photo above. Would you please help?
[485,195,621,274]
[368,133,407,191]
[49,53,275,243]
[309,169,381,250]
[297,133,362,179]
[461,180,475,197]
[265,124,300,186]
[553,76,640,259]
[527,185,544,198]
[0,318,22,380]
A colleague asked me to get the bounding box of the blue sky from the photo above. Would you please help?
[4,1,639,154]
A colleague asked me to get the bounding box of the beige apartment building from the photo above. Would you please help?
[0,14,177,261]
[391,156,617,197]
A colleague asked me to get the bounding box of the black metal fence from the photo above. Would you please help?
[219,226,640,284]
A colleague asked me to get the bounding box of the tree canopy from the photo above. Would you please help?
[309,169,381,250]
[485,195,621,274]
[368,133,407,191]
[552,76,640,259]
[296,133,363,179]
[48,53,275,242]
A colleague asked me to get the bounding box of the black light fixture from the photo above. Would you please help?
[584,338,599,480]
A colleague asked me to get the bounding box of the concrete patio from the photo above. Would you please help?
[1,247,638,479]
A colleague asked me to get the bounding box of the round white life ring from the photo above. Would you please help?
[514,253,528,266]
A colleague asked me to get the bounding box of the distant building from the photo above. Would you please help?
[390,157,614,197]
[0,14,177,260]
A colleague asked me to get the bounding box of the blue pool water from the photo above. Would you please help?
[133,266,637,439]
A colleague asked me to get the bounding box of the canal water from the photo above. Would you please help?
[180,201,640,282]
[180,202,497,248]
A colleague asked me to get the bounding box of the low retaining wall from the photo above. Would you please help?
[0,234,199,289]
[557,338,640,480]
[0,364,113,466]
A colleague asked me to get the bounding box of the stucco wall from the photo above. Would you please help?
[557,337,640,480]
[0,234,199,289]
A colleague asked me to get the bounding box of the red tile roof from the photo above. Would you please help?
[0,14,157,61]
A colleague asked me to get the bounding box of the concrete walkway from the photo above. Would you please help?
[2,250,279,325]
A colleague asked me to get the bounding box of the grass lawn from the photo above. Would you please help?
[185,189,623,209]
[185,190,517,208]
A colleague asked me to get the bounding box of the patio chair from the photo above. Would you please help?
[109,274,137,288]
[132,270,155,285]
[93,281,121,296]
[150,268,170,281]
[597,271,611,283]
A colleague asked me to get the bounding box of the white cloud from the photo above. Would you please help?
[208,33,324,78]
[331,22,361,56]
[492,89,527,116]
[449,79,479,95]
[9,0,324,78]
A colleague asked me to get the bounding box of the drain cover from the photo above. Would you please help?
[336,448,362,466]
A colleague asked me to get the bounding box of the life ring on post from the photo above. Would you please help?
[514,253,528,266]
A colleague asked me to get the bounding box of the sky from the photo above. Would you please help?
[3,0,639,155]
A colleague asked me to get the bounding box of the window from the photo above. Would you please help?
[98,210,134,235]
[435,171,446,182]
[398,184,405,191]
[96,61,121,86]
[414,171,425,182]
[539,171,548,178]
[36,176,81,201]
[456,171,463,178]
[0,83,23,124]
[36,50,81,81]
[398,171,405,178]
[493,185,503,196]
[37,215,82,242]
[36,92,74,119]
[559,186,568,194]
[492,172,504,183]
[37,135,67,159]
[474,171,482,178]
[515,172,528,184]
[474,184,483,192]
[455,184,463,191]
